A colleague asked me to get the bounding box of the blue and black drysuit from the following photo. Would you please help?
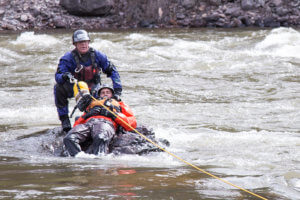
[54,48,122,124]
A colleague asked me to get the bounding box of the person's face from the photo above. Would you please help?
[74,40,89,54]
[99,88,113,98]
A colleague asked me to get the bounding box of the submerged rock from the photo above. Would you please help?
[42,125,170,157]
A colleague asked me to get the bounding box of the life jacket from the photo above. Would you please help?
[72,48,101,88]
[73,99,137,132]
[88,98,121,113]
[73,98,121,130]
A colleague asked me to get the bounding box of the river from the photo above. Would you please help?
[0,27,299,200]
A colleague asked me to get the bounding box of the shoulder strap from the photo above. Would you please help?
[71,50,83,73]
[89,48,101,85]
[89,48,98,70]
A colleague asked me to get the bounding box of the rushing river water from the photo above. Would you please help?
[0,27,299,200]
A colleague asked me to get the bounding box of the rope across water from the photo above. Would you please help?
[74,79,268,200]
[90,95,268,200]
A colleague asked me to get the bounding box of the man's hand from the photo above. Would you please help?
[83,106,102,120]
[77,94,92,112]
[62,72,73,82]
[113,88,122,101]
[113,94,121,102]
[83,106,116,120]
[99,108,116,120]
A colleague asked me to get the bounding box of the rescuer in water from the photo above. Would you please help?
[54,30,122,133]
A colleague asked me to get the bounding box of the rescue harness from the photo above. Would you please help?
[71,48,101,87]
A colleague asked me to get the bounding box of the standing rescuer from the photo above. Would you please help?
[54,29,122,133]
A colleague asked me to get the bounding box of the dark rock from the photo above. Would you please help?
[207,0,222,6]
[191,16,206,27]
[42,125,170,157]
[289,15,300,26]
[241,0,255,10]
[215,18,226,27]
[241,0,264,10]
[275,7,289,16]
[176,13,185,20]
[0,0,8,7]
[60,0,115,16]
[277,16,289,23]
[205,13,221,22]
[231,18,244,27]
[111,125,170,155]
[177,18,191,26]
[264,16,280,27]
[239,16,252,26]
[258,0,265,6]
[138,20,154,28]
[0,9,5,16]
[1,22,17,31]
[290,0,300,7]
[30,7,41,17]
[291,8,300,16]
[252,16,262,27]
[225,6,242,17]
[182,0,196,9]
[52,16,68,28]
[272,0,282,7]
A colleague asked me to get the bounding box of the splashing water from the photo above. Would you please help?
[0,28,299,200]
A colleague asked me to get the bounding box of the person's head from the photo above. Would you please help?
[98,84,114,99]
[72,29,90,54]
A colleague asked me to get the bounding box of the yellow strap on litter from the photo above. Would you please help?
[88,95,268,200]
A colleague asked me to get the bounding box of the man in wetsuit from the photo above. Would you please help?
[63,83,136,156]
[54,30,122,133]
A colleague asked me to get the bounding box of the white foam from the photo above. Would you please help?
[91,39,116,52]
[10,32,60,49]
[75,151,98,159]
[0,105,59,129]
[0,48,23,65]
[255,27,300,58]
[150,127,300,173]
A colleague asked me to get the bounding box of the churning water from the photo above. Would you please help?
[0,28,299,199]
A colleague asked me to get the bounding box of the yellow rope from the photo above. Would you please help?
[87,95,268,200]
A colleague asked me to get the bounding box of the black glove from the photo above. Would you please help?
[83,106,116,120]
[62,72,73,82]
[83,106,102,120]
[90,83,100,98]
[117,126,126,135]
[77,94,92,112]
[113,94,121,102]
[113,88,122,101]
[99,108,117,120]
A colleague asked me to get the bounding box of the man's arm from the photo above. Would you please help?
[95,51,122,95]
[114,101,137,131]
[55,52,75,84]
